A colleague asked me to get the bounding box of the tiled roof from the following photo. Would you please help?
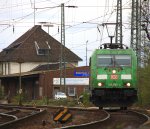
[0,25,82,62]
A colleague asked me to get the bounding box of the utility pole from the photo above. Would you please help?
[131,0,141,66]
[115,0,122,46]
[19,62,22,105]
[86,40,88,66]
[60,4,77,93]
[140,0,150,66]
[34,0,35,26]
[60,3,66,93]
[17,57,24,106]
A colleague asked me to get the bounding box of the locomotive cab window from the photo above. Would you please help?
[115,55,131,66]
[97,55,113,67]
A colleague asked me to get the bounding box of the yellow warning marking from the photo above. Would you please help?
[54,108,68,121]
[62,113,72,122]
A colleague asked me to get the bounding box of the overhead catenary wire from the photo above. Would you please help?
[0,0,132,57]
[0,1,131,28]
[0,0,78,33]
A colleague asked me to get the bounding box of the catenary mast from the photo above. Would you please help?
[131,0,150,66]
[140,0,150,66]
[115,0,123,46]
[131,0,141,66]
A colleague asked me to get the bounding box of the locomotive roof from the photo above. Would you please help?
[92,48,136,56]
[99,43,129,49]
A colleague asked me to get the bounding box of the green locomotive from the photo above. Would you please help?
[90,43,137,109]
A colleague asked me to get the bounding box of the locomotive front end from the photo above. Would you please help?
[90,47,137,108]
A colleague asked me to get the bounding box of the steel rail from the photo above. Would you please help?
[0,107,45,129]
[54,108,150,129]
[105,109,150,129]
[128,109,150,128]
[0,112,18,121]
[54,109,110,129]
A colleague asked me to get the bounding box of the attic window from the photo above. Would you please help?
[38,48,49,55]
[35,41,51,55]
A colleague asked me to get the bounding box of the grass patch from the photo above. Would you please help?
[22,98,79,107]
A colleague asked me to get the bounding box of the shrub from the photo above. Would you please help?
[137,65,150,107]
[79,92,92,107]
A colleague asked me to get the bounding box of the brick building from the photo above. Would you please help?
[0,25,85,101]
[0,66,89,100]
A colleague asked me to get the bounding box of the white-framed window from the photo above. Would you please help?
[68,87,76,96]
[35,41,51,55]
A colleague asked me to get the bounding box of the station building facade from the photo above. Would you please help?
[0,66,89,101]
[0,25,84,101]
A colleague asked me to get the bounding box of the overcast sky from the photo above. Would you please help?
[0,0,131,66]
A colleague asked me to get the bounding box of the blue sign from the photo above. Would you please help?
[74,70,90,77]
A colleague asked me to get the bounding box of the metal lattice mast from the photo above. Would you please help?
[141,0,150,66]
[60,4,77,93]
[137,0,141,66]
[115,0,122,45]
[130,0,137,50]
[141,0,150,40]
[60,3,66,93]
[131,0,141,66]
[61,3,65,52]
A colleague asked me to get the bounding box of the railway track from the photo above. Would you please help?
[55,109,149,129]
[0,104,45,129]
[0,105,109,129]
[0,104,150,129]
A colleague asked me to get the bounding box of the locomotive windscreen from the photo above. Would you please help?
[115,55,131,66]
[97,55,113,67]
[97,55,131,67]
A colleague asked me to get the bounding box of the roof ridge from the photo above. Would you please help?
[0,25,82,63]
[7,25,41,50]
[20,25,40,43]
[15,25,41,51]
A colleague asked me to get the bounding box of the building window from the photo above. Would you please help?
[84,86,89,92]
[68,87,76,96]
[35,41,51,56]
[38,48,49,55]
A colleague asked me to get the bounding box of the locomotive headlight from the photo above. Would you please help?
[126,83,131,87]
[98,82,103,87]
[112,70,116,74]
